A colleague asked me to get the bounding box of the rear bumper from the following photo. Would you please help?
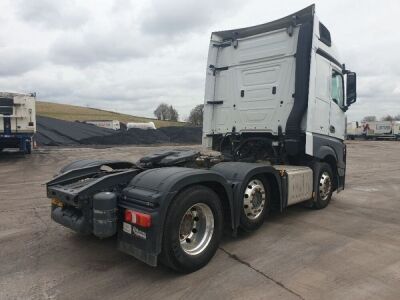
[51,200,161,267]
[0,134,32,151]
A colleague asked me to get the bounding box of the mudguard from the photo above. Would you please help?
[211,162,283,227]
[315,145,338,162]
[314,145,344,190]
[120,167,233,257]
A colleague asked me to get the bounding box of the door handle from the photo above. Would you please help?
[329,125,335,133]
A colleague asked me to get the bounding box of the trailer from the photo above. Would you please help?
[84,120,120,130]
[346,121,363,140]
[0,92,36,154]
[46,5,357,273]
[348,121,398,140]
[126,121,156,130]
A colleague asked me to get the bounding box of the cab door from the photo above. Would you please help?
[329,67,345,140]
[311,54,331,136]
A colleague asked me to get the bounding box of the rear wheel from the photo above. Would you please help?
[160,185,223,273]
[312,163,334,209]
[239,176,270,232]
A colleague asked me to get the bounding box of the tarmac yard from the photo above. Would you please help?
[1,141,400,300]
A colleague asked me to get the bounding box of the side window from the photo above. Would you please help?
[331,70,344,106]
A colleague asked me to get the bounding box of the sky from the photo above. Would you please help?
[0,0,399,121]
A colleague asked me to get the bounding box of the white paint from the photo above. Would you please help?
[305,131,313,155]
[126,122,156,130]
[85,120,121,130]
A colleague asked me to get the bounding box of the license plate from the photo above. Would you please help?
[123,222,132,234]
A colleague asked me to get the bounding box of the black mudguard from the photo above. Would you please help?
[120,167,234,261]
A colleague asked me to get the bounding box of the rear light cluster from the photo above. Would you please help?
[124,209,152,228]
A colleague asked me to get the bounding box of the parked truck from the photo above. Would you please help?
[394,122,400,139]
[347,121,399,140]
[0,92,36,154]
[46,5,357,273]
[346,121,363,139]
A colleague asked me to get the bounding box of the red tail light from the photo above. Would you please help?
[124,210,133,223]
[124,209,151,228]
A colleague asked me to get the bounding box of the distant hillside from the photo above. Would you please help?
[36,101,185,128]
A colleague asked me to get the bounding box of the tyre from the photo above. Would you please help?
[25,142,32,154]
[239,176,270,232]
[160,185,223,273]
[312,163,334,209]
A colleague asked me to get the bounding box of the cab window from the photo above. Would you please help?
[331,70,344,106]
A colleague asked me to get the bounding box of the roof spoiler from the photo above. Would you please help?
[212,4,315,40]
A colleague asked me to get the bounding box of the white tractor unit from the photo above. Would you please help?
[0,92,36,154]
[46,5,357,273]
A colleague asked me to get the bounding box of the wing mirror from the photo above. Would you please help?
[346,72,357,106]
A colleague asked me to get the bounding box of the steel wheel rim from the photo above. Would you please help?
[243,179,266,220]
[319,171,332,201]
[179,203,214,256]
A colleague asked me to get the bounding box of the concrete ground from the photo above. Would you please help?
[0,141,399,300]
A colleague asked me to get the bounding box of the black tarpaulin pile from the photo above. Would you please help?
[35,116,202,146]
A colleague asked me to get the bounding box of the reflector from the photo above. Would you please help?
[124,210,151,228]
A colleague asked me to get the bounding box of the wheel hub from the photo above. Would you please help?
[243,179,266,220]
[179,203,214,256]
[319,172,332,201]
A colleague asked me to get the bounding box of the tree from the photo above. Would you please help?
[362,115,376,122]
[381,115,394,121]
[394,114,400,121]
[154,103,169,120]
[168,105,179,121]
[154,103,179,121]
[188,104,204,126]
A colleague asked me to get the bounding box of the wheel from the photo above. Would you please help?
[239,176,270,232]
[312,163,334,209]
[25,142,32,154]
[160,185,223,273]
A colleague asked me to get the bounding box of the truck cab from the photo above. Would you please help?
[203,5,356,191]
[0,92,36,154]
